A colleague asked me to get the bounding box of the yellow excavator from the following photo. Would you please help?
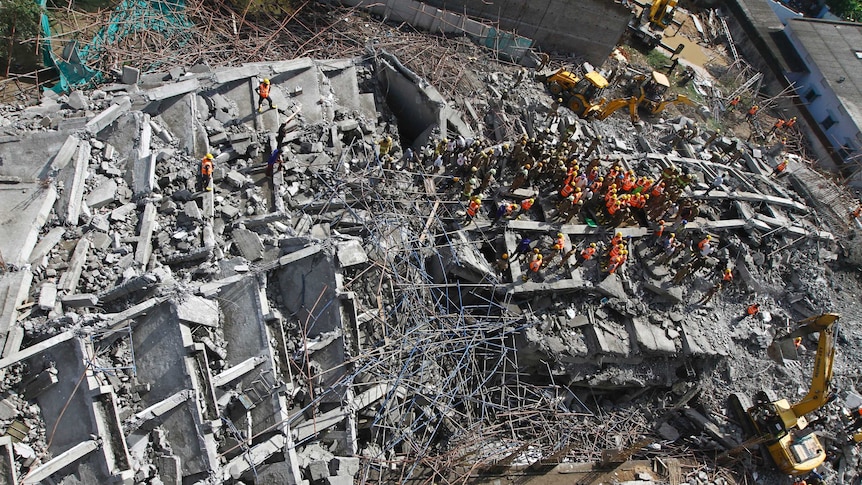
[730,313,839,475]
[541,69,610,119]
[595,71,695,123]
[629,0,679,48]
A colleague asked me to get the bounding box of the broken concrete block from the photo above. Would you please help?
[643,279,683,304]
[61,293,99,308]
[329,456,360,477]
[122,66,140,84]
[337,119,359,132]
[309,460,330,481]
[67,91,88,110]
[224,170,246,188]
[220,205,240,219]
[595,273,626,300]
[90,214,110,233]
[85,179,118,209]
[176,296,219,327]
[22,366,58,400]
[232,228,264,261]
[38,282,57,311]
[55,140,90,225]
[183,201,203,222]
[86,97,132,134]
[58,238,90,294]
[336,240,368,267]
[144,79,200,101]
[156,455,181,485]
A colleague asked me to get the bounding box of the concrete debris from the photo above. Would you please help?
[1,6,861,485]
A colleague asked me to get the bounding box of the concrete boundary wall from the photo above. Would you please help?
[415,0,631,66]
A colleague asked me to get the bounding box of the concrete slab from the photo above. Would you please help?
[0,131,70,181]
[273,63,325,124]
[131,302,218,477]
[0,271,32,356]
[232,227,264,261]
[629,317,677,355]
[336,239,368,267]
[176,296,219,327]
[21,439,100,484]
[276,248,345,400]
[322,62,361,112]
[50,135,81,172]
[55,141,90,225]
[0,184,57,266]
[219,277,287,438]
[135,202,156,266]
[144,79,201,101]
[86,96,132,135]
[58,238,91,294]
[156,93,204,156]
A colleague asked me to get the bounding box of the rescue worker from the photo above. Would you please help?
[706,172,725,195]
[265,148,281,177]
[849,204,862,223]
[522,251,543,281]
[377,136,393,162]
[256,78,276,112]
[495,253,510,275]
[746,303,760,317]
[573,243,598,268]
[201,153,214,191]
[728,96,740,112]
[464,196,481,225]
[784,116,797,130]
[745,104,759,121]
[771,159,788,177]
[515,236,533,260]
[769,118,785,135]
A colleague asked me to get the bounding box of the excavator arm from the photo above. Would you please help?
[651,94,696,115]
[595,96,640,122]
[783,313,839,417]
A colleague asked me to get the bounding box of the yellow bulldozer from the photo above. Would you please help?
[541,68,610,120]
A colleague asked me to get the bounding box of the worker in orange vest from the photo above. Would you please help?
[784,116,797,130]
[256,78,276,112]
[745,105,759,121]
[520,197,535,212]
[722,268,733,282]
[746,303,760,317]
[728,96,740,111]
[464,196,481,224]
[201,153,214,191]
[573,243,597,268]
[523,253,543,281]
[771,159,788,177]
[697,235,711,252]
[769,118,785,135]
[851,204,862,223]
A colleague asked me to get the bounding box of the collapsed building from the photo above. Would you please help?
[0,2,861,485]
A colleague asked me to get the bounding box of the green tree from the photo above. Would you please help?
[0,0,43,76]
[825,0,862,21]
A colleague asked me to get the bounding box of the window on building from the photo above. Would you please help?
[821,115,836,130]
[805,89,819,102]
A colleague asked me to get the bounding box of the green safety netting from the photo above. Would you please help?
[40,0,193,93]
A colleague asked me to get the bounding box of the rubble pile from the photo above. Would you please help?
[0,7,861,485]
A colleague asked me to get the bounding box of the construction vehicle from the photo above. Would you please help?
[595,71,695,123]
[729,313,840,475]
[628,0,679,48]
[540,68,610,119]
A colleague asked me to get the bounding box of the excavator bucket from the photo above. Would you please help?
[767,337,801,364]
